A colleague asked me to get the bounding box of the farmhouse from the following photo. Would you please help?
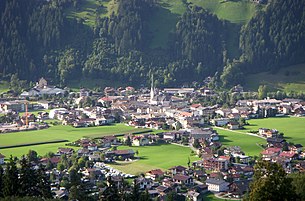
[146,169,164,181]
[0,153,5,164]
[132,136,149,146]
[173,174,194,185]
[227,121,239,130]
[105,149,135,160]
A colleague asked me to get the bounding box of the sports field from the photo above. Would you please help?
[109,144,199,175]
[0,124,150,157]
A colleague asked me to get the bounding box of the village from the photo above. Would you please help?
[1,77,305,200]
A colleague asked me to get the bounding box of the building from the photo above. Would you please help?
[205,178,229,192]
[0,153,5,164]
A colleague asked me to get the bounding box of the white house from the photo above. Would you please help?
[205,178,229,192]
[0,153,5,164]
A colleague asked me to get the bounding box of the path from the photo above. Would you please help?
[214,126,266,139]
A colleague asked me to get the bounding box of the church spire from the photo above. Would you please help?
[150,74,154,102]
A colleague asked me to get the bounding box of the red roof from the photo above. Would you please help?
[261,147,282,155]
[279,151,296,158]
[191,104,201,109]
[147,169,164,176]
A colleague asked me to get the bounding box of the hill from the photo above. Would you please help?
[244,63,305,93]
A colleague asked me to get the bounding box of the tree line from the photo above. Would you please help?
[0,0,304,89]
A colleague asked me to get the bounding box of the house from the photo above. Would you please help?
[289,144,303,153]
[169,166,187,175]
[132,136,149,146]
[57,148,74,156]
[279,151,297,161]
[105,149,135,160]
[227,121,239,130]
[146,169,164,180]
[53,189,69,199]
[211,118,230,126]
[0,153,5,164]
[205,178,229,192]
[173,174,194,185]
[187,190,202,201]
[40,156,61,166]
[261,147,282,160]
[228,180,250,198]
[134,177,153,190]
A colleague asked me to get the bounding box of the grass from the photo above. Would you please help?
[65,0,117,27]
[109,144,199,175]
[189,0,261,24]
[0,80,9,94]
[203,192,228,201]
[0,124,150,157]
[242,116,305,145]
[216,128,265,156]
[244,63,305,93]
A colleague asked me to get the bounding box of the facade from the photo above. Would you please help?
[0,153,5,164]
[205,178,229,192]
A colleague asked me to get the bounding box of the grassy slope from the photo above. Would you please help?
[189,0,259,24]
[0,124,149,157]
[244,63,305,93]
[65,0,117,27]
[215,128,265,156]
[110,144,199,175]
[242,117,305,145]
[0,81,9,94]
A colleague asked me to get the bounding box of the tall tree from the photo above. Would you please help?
[3,156,19,197]
[247,160,296,201]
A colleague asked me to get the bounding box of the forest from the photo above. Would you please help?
[0,0,304,88]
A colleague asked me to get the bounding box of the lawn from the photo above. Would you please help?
[109,144,199,175]
[189,0,261,24]
[0,124,150,157]
[242,116,305,145]
[215,128,265,156]
[244,63,305,92]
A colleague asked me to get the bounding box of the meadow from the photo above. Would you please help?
[244,63,305,92]
[242,116,305,145]
[215,128,265,156]
[109,144,199,175]
[0,124,150,157]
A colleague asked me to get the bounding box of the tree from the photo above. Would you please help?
[258,85,267,100]
[19,157,39,196]
[289,173,305,200]
[3,156,19,197]
[193,139,200,149]
[247,160,296,201]
[37,165,52,199]
[0,165,3,198]
[27,150,39,163]
[125,136,132,146]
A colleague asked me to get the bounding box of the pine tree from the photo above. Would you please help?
[19,156,39,196]
[37,165,52,199]
[0,165,3,198]
[3,156,19,197]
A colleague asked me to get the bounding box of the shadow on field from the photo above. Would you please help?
[219,135,233,143]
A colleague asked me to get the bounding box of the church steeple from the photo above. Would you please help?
[150,74,154,102]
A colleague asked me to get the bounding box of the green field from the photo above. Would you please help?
[189,0,260,24]
[109,144,199,175]
[244,63,305,92]
[0,80,9,94]
[216,128,265,156]
[65,0,118,27]
[242,117,305,145]
[0,124,149,157]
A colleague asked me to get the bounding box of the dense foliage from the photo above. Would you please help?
[0,0,304,88]
[239,0,305,73]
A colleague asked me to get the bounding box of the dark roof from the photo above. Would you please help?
[169,165,187,172]
[206,178,227,185]
[0,153,5,158]
[173,174,191,181]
